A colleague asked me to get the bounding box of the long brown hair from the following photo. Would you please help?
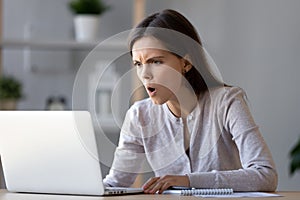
[128,9,224,97]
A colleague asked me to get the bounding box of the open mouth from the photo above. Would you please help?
[147,87,156,93]
[146,86,157,96]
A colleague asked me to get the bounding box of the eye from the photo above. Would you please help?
[152,60,162,65]
[133,61,142,68]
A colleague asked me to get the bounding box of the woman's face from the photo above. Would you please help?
[132,36,186,105]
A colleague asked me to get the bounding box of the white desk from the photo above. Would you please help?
[0,190,299,200]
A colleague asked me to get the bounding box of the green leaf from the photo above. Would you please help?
[289,137,300,175]
[68,0,111,15]
[290,153,300,174]
[290,138,300,156]
[0,76,22,100]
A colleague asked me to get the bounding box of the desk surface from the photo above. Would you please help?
[0,190,299,200]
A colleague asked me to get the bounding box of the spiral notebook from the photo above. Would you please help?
[163,188,233,196]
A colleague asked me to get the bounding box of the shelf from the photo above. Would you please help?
[0,38,128,72]
[0,38,127,51]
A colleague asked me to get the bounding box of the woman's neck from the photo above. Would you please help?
[166,86,198,118]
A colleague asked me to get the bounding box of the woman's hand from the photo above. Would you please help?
[143,175,190,194]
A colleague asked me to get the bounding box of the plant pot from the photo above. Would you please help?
[0,99,18,110]
[73,15,100,41]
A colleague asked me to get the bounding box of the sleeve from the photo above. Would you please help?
[187,87,278,191]
[103,105,147,187]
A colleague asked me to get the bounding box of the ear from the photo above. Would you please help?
[183,54,192,73]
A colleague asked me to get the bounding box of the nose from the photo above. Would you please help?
[138,64,153,81]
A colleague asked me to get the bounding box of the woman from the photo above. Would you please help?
[103,9,277,194]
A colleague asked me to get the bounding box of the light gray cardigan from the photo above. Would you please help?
[103,87,278,191]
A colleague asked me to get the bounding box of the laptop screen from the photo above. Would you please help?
[0,111,106,195]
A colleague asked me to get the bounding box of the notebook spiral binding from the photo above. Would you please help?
[181,188,233,196]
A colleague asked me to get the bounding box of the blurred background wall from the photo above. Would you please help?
[1,0,300,190]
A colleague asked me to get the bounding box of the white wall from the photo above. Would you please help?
[2,0,300,191]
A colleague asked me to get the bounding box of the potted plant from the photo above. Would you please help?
[68,0,111,41]
[290,137,300,175]
[0,76,22,110]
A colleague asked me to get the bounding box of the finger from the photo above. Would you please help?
[145,181,161,194]
[143,177,159,189]
[158,182,172,194]
[149,181,165,194]
[143,177,160,190]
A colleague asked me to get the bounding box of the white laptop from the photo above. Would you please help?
[0,111,143,196]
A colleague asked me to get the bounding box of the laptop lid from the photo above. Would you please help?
[0,111,106,195]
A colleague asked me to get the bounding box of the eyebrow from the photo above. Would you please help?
[133,56,165,63]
